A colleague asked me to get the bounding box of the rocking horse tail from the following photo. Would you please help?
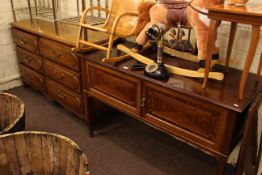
[133,1,155,36]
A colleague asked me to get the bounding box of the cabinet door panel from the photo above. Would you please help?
[87,62,141,117]
[143,82,229,149]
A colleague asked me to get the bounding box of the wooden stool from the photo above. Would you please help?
[203,3,262,100]
[0,131,89,175]
[0,93,25,134]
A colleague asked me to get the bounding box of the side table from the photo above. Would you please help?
[203,3,262,100]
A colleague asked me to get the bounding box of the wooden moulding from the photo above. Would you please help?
[0,93,25,135]
[0,131,89,175]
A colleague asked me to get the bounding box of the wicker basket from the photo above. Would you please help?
[0,93,25,134]
[0,131,89,175]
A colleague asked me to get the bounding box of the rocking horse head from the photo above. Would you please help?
[133,0,249,69]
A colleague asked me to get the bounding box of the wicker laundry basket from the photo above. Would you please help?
[0,93,25,134]
[0,131,89,175]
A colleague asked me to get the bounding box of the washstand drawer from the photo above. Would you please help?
[12,29,38,53]
[143,82,228,149]
[16,47,43,72]
[87,62,141,117]
[19,64,44,92]
[44,60,80,92]
[40,39,79,71]
[46,80,84,113]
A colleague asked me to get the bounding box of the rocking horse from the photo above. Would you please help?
[117,0,249,80]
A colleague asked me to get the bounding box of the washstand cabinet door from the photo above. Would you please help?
[19,65,45,92]
[12,29,38,53]
[87,62,141,117]
[142,81,229,150]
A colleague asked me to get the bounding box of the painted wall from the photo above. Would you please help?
[0,0,21,90]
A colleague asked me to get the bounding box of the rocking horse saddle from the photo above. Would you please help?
[163,0,192,9]
[163,0,192,27]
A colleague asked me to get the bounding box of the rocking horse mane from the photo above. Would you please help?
[133,1,155,36]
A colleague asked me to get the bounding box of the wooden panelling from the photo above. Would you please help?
[44,60,80,93]
[46,79,84,114]
[16,47,42,73]
[12,29,38,53]
[143,82,228,149]
[40,38,79,71]
[19,64,45,92]
[87,62,141,117]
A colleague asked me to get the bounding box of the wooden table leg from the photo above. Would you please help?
[86,95,94,137]
[202,19,221,89]
[216,156,227,175]
[239,25,260,99]
[225,22,238,72]
[256,53,262,81]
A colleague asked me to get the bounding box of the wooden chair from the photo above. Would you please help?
[0,131,89,175]
[0,93,25,135]
[235,91,262,175]
[75,0,146,63]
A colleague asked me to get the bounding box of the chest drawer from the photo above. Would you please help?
[46,79,84,114]
[44,60,80,92]
[87,62,141,117]
[143,82,229,149]
[40,39,79,71]
[12,29,38,53]
[19,64,45,92]
[16,47,43,73]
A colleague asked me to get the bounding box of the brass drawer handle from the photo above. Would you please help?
[56,90,67,100]
[19,39,26,45]
[52,50,62,58]
[24,57,31,63]
[55,73,64,81]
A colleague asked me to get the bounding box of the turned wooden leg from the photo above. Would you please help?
[254,132,262,175]
[216,156,227,175]
[225,22,238,72]
[239,25,260,99]
[203,19,221,89]
[86,95,94,137]
[256,53,262,81]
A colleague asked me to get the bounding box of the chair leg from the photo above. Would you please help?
[254,132,262,175]
[256,52,262,81]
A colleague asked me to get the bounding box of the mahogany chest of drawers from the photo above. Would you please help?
[11,23,85,119]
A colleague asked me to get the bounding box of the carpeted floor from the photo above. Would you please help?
[7,87,239,175]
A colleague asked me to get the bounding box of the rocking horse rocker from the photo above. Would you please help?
[117,0,248,80]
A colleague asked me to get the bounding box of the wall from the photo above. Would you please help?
[0,0,21,91]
